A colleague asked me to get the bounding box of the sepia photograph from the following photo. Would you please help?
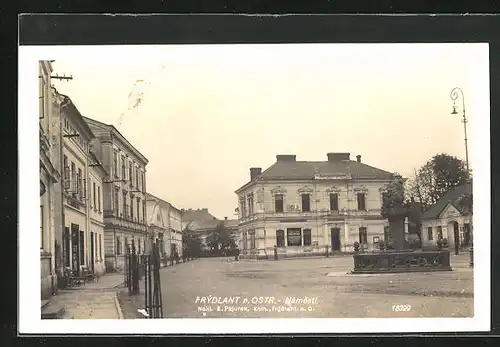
[20,42,490,334]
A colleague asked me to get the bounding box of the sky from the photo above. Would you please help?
[50,43,485,219]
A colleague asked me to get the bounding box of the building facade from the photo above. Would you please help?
[87,152,107,276]
[235,153,396,259]
[146,193,183,262]
[58,94,108,279]
[83,118,149,272]
[421,181,473,253]
[39,60,62,299]
[181,208,220,251]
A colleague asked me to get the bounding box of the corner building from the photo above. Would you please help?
[83,118,149,272]
[235,153,396,259]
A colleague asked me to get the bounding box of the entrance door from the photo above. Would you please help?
[71,224,80,274]
[90,232,95,273]
[453,222,460,255]
[331,228,341,252]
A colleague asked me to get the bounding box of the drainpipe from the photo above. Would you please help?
[58,95,70,287]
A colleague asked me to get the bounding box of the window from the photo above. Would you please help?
[437,226,443,240]
[248,195,254,215]
[330,193,339,211]
[79,231,85,265]
[357,193,366,211]
[113,151,118,178]
[123,191,128,218]
[276,230,285,247]
[240,199,246,217]
[136,167,139,187]
[99,234,102,259]
[77,168,83,196]
[143,201,146,222]
[301,194,311,212]
[250,232,256,249]
[359,227,367,244]
[40,205,44,249]
[427,227,433,241]
[130,197,134,220]
[97,186,101,211]
[93,182,97,208]
[129,162,133,186]
[287,228,302,246]
[303,229,312,246]
[114,189,119,215]
[141,172,145,192]
[274,194,284,213]
[121,156,126,179]
[137,197,141,221]
[125,237,129,254]
[116,237,122,255]
[70,162,76,191]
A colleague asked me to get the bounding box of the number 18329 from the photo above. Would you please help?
[392,304,412,312]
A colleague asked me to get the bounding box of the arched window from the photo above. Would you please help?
[276,230,285,247]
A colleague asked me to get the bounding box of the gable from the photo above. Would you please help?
[438,203,462,219]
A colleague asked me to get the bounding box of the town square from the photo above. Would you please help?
[33,43,483,325]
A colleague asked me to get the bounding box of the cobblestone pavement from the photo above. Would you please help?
[42,273,125,319]
[120,254,473,319]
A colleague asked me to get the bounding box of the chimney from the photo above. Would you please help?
[202,208,208,212]
[276,154,296,162]
[224,217,228,220]
[327,153,350,162]
[250,167,262,180]
[356,155,361,163]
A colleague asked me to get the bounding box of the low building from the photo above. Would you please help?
[234,152,396,259]
[181,208,220,251]
[421,181,473,253]
[146,193,183,262]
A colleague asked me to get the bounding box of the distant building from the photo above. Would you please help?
[421,181,473,252]
[234,153,397,259]
[146,193,183,262]
[181,208,220,251]
[83,117,149,272]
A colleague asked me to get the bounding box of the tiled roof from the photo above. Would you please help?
[181,209,219,222]
[223,219,239,229]
[259,160,394,180]
[421,181,473,220]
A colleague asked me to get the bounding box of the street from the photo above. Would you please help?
[121,254,473,319]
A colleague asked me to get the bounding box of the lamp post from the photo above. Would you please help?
[450,87,470,179]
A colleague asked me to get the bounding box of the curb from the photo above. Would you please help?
[114,294,125,319]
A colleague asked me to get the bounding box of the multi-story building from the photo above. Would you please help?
[146,193,183,262]
[87,151,107,276]
[235,153,396,259]
[83,118,149,272]
[39,60,62,299]
[181,208,220,251]
[58,94,108,278]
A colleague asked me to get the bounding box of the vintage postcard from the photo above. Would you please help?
[19,42,490,334]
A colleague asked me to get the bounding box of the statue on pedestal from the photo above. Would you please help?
[381,174,408,250]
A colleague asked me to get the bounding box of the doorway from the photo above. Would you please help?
[71,224,80,274]
[452,221,460,255]
[331,228,341,252]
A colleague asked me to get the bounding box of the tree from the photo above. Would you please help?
[405,153,468,209]
[182,222,202,258]
[206,222,237,253]
[456,192,473,215]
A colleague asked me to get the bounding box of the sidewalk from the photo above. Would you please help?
[41,273,125,319]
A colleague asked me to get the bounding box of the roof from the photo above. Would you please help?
[145,192,182,214]
[422,181,473,220]
[88,151,108,177]
[181,208,219,223]
[82,116,149,165]
[236,157,394,193]
[59,94,95,141]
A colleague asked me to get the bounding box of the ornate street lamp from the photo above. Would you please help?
[450,87,470,179]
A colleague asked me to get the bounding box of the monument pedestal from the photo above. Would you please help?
[352,249,452,274]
